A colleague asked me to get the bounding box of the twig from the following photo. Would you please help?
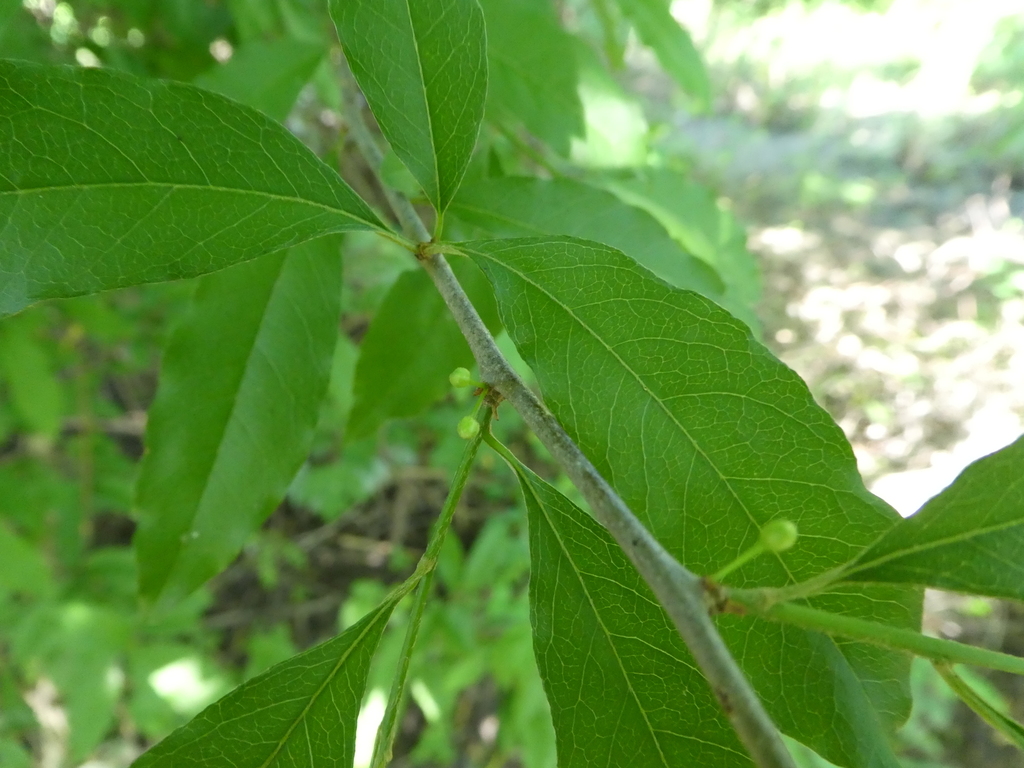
[204,594,342,630]
[63,411,146,437]
[371,409,492,768]
[340,84,796,768]
[421,251,794,768]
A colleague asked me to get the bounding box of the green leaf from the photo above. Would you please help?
[464,236,917,768]
[226,0,325,47]
[571,40,649,168]
[601,169,762,331]
[0,313,64,437]
[844,434,1024,600]
[193,38,325,122]
[478,0,584,155]
[331,0,487,212]
[134,237,342,603]
[130,36,341,603]
[347,259,499,439]
[934,663,1024,751]
[0,520,52,598]
[451,176,723,297]
[613,0,710,109]
[0,739,31,768]
[508,457,750,767]
[132,594,399,768]
[0,59,382,317]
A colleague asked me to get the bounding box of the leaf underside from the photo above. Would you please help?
[0,59,380,316]
[132,596,397,767]
[134,237,342,602]
[847,433,1024,600]
[466,236,919,768]
[331,0,487,212]
[515,461,751,768]
[451,176,724,298]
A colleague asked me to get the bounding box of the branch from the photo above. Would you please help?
[421,253,796,768]
[340,86,796,768]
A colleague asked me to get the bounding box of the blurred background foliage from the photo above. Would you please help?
[1,0,1023,766]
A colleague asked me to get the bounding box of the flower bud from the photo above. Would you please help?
[760,519,798,553]
[457,415,480,439]
[449,367,474,388]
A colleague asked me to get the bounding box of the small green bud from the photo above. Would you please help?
[760,519,798,553]
[449,367,474,388]
[457,415,480,439]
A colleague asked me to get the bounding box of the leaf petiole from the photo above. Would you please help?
[375,228,419,253]
[712,520,798,583]
[729,590,1024,676]
[481,426,520,476]
[712,543,768,583]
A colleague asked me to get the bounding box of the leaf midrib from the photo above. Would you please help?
[166,258,287,596]
[520,468,745,763]
[847,474,1024,578]
[150,602,391,765]
[402,0,440,204]
[469,245,796,580]
[255,603,391,768]
[452,201,550,236]
[0,182,380,228]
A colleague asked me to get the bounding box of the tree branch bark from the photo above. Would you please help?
[340,82,797,768]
